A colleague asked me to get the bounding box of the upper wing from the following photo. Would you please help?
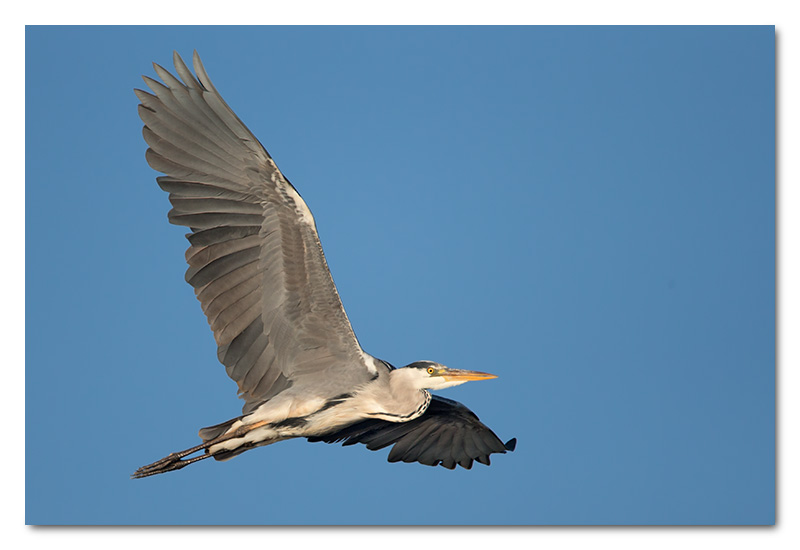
[136,51,377,412]
[308,395,516,469]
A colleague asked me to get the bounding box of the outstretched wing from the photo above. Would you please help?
[308,395,516,469]
[136,51,378,412]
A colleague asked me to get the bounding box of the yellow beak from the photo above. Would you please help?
[440,368,498,382]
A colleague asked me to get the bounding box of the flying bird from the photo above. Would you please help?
[132,51,515,478]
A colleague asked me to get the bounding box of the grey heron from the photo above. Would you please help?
[132,51,515,478]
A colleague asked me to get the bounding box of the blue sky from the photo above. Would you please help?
[25,26,774,525]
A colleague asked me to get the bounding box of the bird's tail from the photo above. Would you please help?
[132,415,250,479]
[198,416,241,442]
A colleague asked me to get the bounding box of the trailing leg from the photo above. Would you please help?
[131,419,267,478]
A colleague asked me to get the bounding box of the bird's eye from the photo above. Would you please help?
[427,367,435,375]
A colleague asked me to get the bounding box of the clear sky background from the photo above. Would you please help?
[25,25,774,525]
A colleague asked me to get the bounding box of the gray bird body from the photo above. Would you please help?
[132,52,514,478]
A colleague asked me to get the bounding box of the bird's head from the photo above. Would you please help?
[402,361,498,391]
